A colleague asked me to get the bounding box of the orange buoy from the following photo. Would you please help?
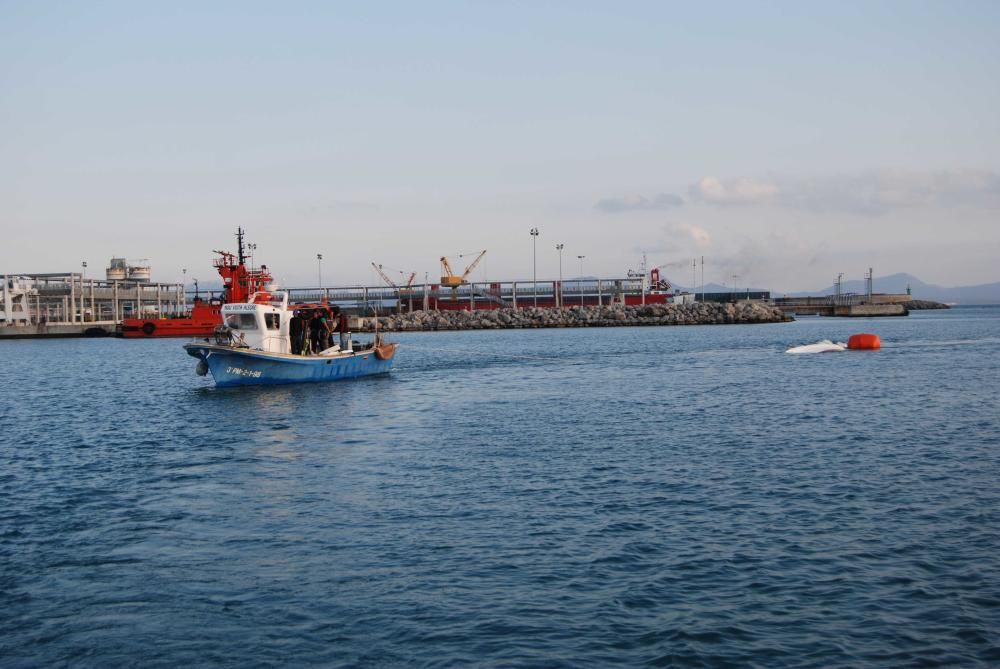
[847,333,881,350]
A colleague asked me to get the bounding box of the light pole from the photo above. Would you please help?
[555,243,564,308]
[577,255,585,306]
[193,278,199,299]
[398,271,406,313]
[317,253,323,291]
[530,228,539,307]
[182,268,187,314]
[80,261,88,323]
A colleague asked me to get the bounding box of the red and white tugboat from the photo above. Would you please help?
[121,228,272,338]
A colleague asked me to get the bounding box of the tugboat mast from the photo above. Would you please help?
[236,227,246,266]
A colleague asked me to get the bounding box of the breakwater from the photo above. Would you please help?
[362,301,791,331]
[906,299,950,310]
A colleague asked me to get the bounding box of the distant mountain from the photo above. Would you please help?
[789,273,1000,304]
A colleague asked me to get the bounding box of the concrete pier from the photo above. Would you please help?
[832,304,907,317]
[774,293,911,317]
[0,322,117,339]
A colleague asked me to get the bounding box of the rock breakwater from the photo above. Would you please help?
[362,302,791,332]
[906,299,950,310]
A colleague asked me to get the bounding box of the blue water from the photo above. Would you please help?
[2,308,999,667]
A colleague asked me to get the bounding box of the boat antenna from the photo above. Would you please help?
[236,227,246,265]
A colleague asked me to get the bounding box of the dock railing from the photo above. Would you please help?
[273,277,653,314]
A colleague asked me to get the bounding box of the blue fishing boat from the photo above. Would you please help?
[184,291,397,387]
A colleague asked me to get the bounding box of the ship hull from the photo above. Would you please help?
[122,318,220,337]
[122,304,222,338]
[184,343,394,387]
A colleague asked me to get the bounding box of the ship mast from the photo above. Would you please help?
[236,227,246,266]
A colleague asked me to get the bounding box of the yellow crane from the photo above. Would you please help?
[440,250,486,287]
[440,250,487,299]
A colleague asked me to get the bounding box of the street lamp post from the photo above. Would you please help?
[398,271,407,313]
[80,261,88,323]
[577,255,585,306]
[555,243,564,308]
[317,253,323,292]
[530,228,539,307]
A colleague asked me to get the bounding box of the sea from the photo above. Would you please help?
[2,307,999,668]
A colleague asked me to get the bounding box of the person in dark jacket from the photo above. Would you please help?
[311,310,332,352]
[289,311,303,355]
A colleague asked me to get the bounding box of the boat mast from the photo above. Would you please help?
[236,227,246,266]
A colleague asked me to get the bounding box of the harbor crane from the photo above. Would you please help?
[440,250,487,299]
[371,262,416,291]
[372,262,417,312]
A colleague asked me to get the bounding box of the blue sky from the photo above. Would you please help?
[2,2,998,291]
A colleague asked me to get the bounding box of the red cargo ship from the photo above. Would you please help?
[121,229,272,338]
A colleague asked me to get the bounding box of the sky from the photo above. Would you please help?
[2,1,999,292]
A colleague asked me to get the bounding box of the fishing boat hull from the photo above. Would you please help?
[184,342,395,387]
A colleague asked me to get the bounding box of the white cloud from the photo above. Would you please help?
[687,169,1000,216]
[676,223,711,248]
[689,176,779,205]
[791,169,1000,215]
[595,192,684,213]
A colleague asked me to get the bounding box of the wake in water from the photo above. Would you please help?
[786,339,847,354]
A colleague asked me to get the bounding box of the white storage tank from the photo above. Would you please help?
[128,261,151,282]
[106,258,128,281]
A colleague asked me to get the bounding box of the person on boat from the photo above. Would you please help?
[338,312,350,350]
[301,312,313,356]
[311,310,332,352]
[289,310,303,355]
[321,310,334,349]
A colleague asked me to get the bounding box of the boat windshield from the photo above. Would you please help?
[225,313,258,330]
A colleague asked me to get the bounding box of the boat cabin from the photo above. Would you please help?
[221,292,290,353]
[220,292,354,356]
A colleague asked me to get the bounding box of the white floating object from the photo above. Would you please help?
[786,339,848,354]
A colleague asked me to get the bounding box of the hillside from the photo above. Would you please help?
[789,273,999,304]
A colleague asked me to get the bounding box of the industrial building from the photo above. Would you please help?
[1,260,185,336]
